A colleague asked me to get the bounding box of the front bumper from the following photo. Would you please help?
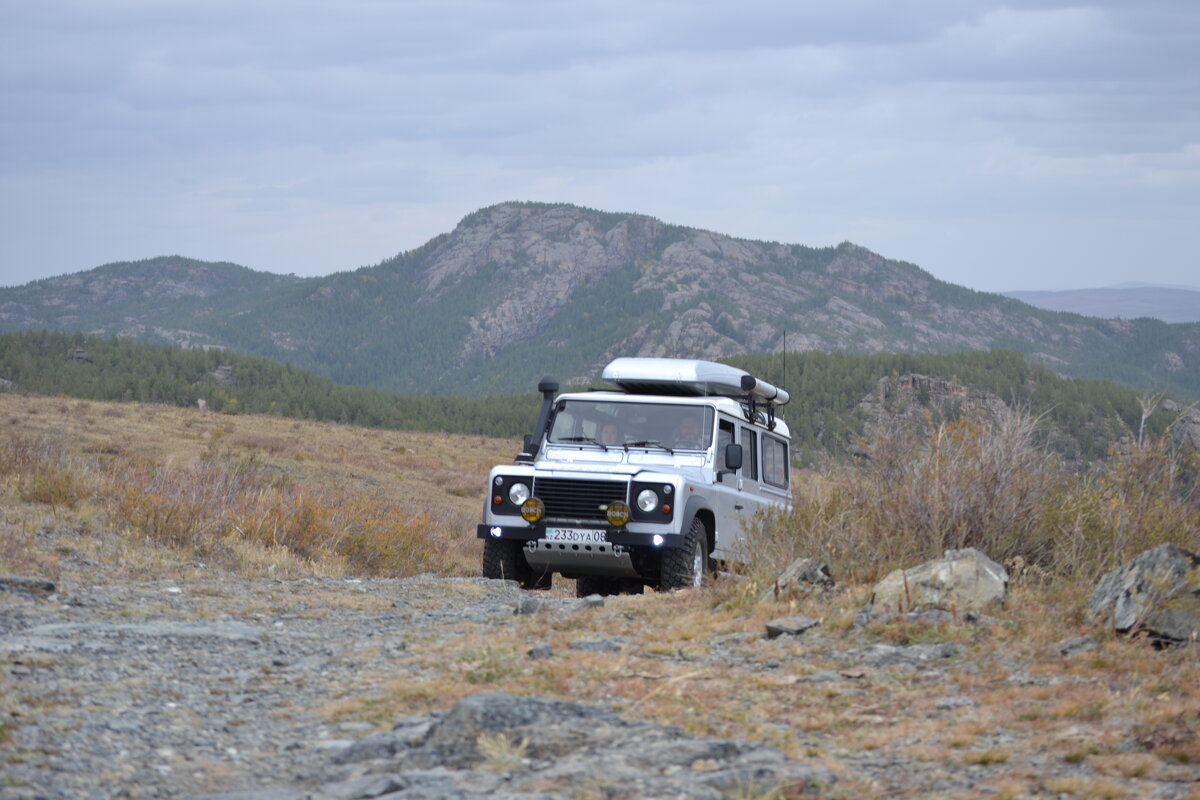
[476,523,682,549]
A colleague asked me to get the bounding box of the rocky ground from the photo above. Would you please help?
[2,570,1198,799]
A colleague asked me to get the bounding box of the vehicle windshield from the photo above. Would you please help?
[547,400,714,451]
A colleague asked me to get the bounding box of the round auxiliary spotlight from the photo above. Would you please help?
[606,501,631,527]
[520,497,545,523]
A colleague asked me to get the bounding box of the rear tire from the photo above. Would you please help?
[575,575,613,597]
[659,517,709,590]
[576,576,643,597]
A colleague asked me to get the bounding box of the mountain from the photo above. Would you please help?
[1003,286,1200,324]
[2,201,1198,398]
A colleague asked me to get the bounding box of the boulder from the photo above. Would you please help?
[762,558,834,602]
[1086,543,1200,642]
[765,616,820,639]
[0,576,56,599]
[869,548,1008,619]
[1163,400,1200,453]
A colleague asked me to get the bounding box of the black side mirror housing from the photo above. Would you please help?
[724,443,743,471]
[717,443,743,482]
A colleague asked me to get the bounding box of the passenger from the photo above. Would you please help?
[598,422,622,446]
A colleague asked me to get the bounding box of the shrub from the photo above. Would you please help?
[111,444,455,576]
[746,405,1200,589]
[0,430,91,510]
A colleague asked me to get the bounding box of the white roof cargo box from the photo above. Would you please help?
[602,357,789,406]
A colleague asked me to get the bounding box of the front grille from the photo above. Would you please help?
[534,477,628,522]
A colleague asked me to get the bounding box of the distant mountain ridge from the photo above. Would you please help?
[1004,286,1200,324]
[1,201,1197,399]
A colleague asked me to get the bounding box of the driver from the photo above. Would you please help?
[598,421,622,446]
[673,415,704,449]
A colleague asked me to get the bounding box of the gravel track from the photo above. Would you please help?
[2,575,1198,799]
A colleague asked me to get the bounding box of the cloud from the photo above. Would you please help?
[1,0,1197,291]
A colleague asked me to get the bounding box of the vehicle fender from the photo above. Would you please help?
[678,494,714,552]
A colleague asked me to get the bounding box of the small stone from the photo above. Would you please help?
[514,596,547,616]
[567,638,625,652]
[798,670,843,684]
[527,644,554,659]
[1053,635,1098,657]
[934,696,978,711]
[765,615,820,639]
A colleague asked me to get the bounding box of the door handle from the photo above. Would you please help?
[734,504,744,511]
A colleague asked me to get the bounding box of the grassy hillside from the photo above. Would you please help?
[0,330,542,438]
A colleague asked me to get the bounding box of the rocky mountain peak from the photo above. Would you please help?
[1,202,1197,398]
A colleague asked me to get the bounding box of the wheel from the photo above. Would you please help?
[483,539,534,588]
[526,567,553,591]
[659,517,709,590]
[576,575,615,597]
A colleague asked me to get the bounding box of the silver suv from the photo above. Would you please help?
[478,358,792,595]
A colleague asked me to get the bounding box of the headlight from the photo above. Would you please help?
[508,482,530,506]
[636,488,659,513]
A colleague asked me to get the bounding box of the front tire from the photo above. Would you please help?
[659,517,709,590]
[483,539,550,590]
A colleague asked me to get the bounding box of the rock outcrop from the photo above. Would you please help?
[763,557,835,602]
[858,373,1011,438]
[867,548,1009,621]
[261,692,837,800]
[1086,543,1200,641]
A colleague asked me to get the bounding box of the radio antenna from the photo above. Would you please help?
[782,329,787,399]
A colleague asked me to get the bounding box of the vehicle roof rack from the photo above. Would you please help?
[602,358,789,404]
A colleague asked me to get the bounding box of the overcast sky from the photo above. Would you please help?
[1,1,1197,293]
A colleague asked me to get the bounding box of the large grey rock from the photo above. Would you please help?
[1164,400,1200,453]
[869,548,1008,618]
[762,558,834,602]
[1086,543,1200,641]
[410,692,621,770]
[0,575,56,598]
[328,692,835,798]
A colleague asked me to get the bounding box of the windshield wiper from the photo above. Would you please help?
[557,436,610,451]
[624,440,674,454]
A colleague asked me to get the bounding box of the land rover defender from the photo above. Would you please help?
[478,357,792,596]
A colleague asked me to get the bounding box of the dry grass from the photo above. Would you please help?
[0,393,514,580]
[743,405,1200,586]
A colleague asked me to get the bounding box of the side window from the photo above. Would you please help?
[762,436,789,488]
[740,427,758,480]
[716,419,735,470]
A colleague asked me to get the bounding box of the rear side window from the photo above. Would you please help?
[740,427,758,480]
[762,436,789,488]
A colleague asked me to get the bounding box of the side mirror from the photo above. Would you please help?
[724,443,743,471]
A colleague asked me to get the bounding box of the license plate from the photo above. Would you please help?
[544,528,607,544]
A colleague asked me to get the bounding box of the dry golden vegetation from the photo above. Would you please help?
[0,393,514,581]
[2,393,1199,798]
[737,407,1200,595]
